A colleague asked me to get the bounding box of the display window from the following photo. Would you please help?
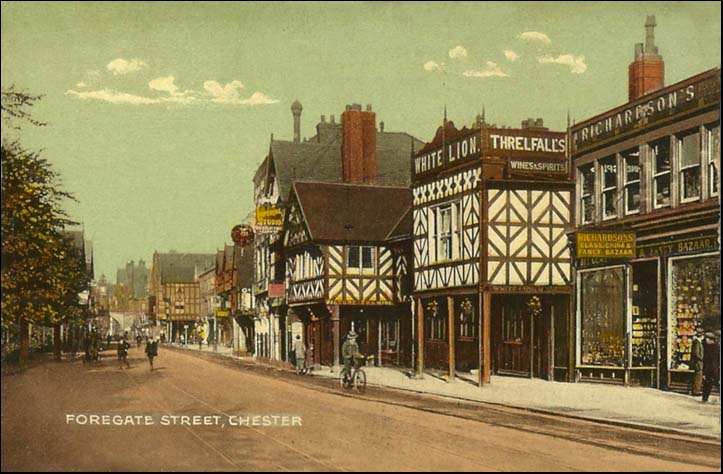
[579,267,625,366]
[668,254,721,370]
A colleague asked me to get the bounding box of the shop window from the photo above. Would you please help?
[600,155,618,220]
[631,262,658,367]
[651,137,671,208]
[579,267,625,367]
[458,297,477,339]
[669,255,720,370]
[381,319,399,351]
[579,163,595,224]
[622,148,641,215]
[707,124,720,197]
[678,129,701,203]
[425,299,447,341]
[351,319,368,344]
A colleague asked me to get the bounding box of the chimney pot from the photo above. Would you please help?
[380,121,385,132]
[330,114,335,124]
[320,115,326,123]
[366,104,372,112]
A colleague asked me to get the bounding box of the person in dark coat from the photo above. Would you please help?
[702,332,720,403]
[145,337,159,370]
[691,328,705,396]
[117,336,131,369]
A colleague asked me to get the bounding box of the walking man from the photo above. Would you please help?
[702,332,720,403]
[691,328,704,396]
[117,336,131,369]
[294,335,306,374]
[145,337,159,371]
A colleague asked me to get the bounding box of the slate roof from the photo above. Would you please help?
[156,253,216,284]
[292,181,412,243]
[256,130,423,202]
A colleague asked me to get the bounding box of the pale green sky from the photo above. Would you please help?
[1,1,720,281]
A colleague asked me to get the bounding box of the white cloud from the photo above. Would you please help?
[75,81,88,88]
[463,61,509,78]
[65,89,160,105]
[504,50,520,62]
[148,76,179,95]
[538,54,587,74]
[423,60,442,71]
[203,80,245,103]
[239,92,279,105]
[448,45,468,59]
[106,58,147,75]
[519,31,552,44]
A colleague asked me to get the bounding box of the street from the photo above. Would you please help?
[2,347,720,472]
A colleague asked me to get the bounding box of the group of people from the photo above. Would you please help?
[115,332,160,371]
[291,330,362,377]
[690,329,720,403]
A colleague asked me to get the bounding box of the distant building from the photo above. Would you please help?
[150,251,216,342]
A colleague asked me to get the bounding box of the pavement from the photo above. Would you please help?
[2,347,720,472]
[176,343,722,440]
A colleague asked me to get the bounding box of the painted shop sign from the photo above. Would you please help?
[571,70,721,153]
[414,132,480,176]
[255,204,283,232]
[576,231,636,258]
[508,157,568,175]
[636,234,719,258]
[488,285,570,293]
[482,128,567,158]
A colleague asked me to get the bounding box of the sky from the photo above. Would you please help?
[1,1,720,282]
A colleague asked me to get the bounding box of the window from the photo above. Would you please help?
[707,124,720,197]
[622,148,640,215]
[381,319,399,351]
[579,267,625,367]
[458,297,477,339]
[600,155,617,220]
[347,246,375,274]
[502,303,524,342]
[579,163,595,224]
[425,299,447,341]
[351,319,368,344]
[678,129,701,202]
[439,205,453,260]
[651,138,671,208]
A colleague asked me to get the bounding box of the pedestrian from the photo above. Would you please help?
[691,328,704,396]
[136,334,142,348]
[198,335,202,351]
[106,334,112,349]
[117,336,131,369]
[702,332,720,403]
[293,335,306,374]
[180,334,185,346]
[145,337,159,370]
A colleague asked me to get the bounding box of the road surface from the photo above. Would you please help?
[2,346,720,472]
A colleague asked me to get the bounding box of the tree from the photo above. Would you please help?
[1,87,88,365]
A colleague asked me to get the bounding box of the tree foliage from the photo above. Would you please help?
[1,88,89,339]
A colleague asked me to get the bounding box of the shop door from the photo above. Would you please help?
[495,296,531,376]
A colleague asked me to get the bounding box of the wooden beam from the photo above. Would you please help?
[482,290,491,384]
[416,297,424,377]
[448,296,455,381]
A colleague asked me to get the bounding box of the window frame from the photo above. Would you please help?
[650,137,672,209]
[622,148,641,216]
[599,155,618,221]
[707,124,720,198]
[677,129,702,204]
[578,163,596,225]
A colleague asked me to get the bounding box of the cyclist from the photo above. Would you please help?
[341,330,360,381]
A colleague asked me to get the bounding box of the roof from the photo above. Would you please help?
[156,253,216,284]
[416,120,478,156]
[292,181,412,243]
[386,208,413,242]
[258,130,424,202]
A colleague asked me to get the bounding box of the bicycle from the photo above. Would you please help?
[340,354,372,394]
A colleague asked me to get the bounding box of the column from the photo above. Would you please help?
[447,296,455,381]
[479,291,491,385]
[416,297,424,377]
[330,305,340,372]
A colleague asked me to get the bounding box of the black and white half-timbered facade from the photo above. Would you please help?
[413,118,575,385]
[283,181,414,368]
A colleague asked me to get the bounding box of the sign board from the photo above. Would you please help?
[508,157,569,176]
[255,204,283,232]
[214,309,229,317]
[268,282,286,298]
[636,233,719,258]
[576,231,636,259]
[571,70,720,154]
[231,224,254,246]
[483,129,567,157]
[413,130,481,176]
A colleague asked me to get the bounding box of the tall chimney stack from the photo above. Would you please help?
[291,100,303,143]
[342,103,377,183]
[628,15,664,101]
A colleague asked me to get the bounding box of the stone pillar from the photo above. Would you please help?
[330,305,340,372]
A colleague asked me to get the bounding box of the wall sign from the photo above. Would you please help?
[637,234,719,258]
[255,204,283,232]
[508,157,568,175]
[576,231,636,259]
[414,132,480,176]
[482,128,567,158]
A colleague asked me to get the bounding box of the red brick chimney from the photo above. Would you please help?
[628,15,664,101]
[342,104,377,183]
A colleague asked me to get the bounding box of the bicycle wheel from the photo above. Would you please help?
[339,371,350,390]
[353,369,367,394]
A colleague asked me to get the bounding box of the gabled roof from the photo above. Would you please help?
[156,253,216,284]
[291,181,412,243]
